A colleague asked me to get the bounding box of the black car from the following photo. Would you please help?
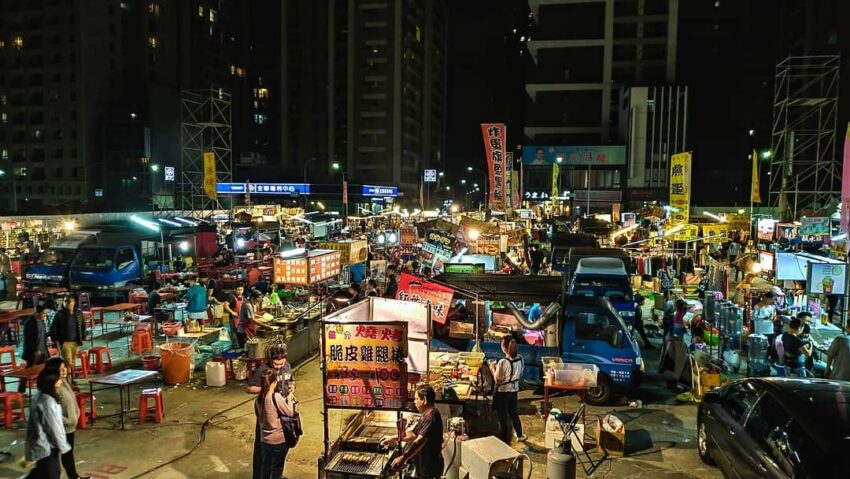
[697,378,850,478]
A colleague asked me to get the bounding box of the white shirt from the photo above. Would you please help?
[494,356,524,393]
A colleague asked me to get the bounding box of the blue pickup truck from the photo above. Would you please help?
[570,257,636,326]
[24,234,96,288]
[68,244,141,296]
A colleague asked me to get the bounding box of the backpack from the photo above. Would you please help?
[272,395,303,447]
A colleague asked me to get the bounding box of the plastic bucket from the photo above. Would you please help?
[142,355,161,371]
[160,342,192,385]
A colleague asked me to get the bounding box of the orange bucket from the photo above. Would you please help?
[159,342,192,385]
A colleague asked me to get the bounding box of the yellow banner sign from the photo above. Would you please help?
[702,224,729,243]
[203,151,217,201]
[552,163,560,199]
[669,224,699,241]
[726,214,749,231]
[668,152,692,225]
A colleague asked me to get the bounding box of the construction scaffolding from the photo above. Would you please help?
[768,55,841,219]
[179,88,233,215]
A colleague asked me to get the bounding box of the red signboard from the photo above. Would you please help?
[395,272,455,324]
[481,123,507,211]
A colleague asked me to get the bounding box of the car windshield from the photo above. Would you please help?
[573,278,633,302]
[70,249,114,271]
[37,249,75,266]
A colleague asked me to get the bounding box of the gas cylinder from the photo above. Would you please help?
[547,444,577,479]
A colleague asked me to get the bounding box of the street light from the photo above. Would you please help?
[439,171,445,177]
[150,164,160,172]
[761,150,772,159]
[460,179,466,185]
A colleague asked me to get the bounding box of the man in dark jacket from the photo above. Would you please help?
[20,305,50,391]
[50,295,86,377]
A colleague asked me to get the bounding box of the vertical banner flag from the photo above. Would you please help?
[512,170,521,208]
[342,180,348,206]
[751,149,761,203]
[552,162,560,199]
[203,152,217,201]
[841,123,850,235]
[481,123,507,211]
[668,152,692,225]
[505,152,514,209]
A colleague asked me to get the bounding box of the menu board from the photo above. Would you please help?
[399,227,418,246]
[324,321,408,409]
[319,239,368,265]
[273,249,341,285]
[475,235,503,255]
[807,263,846,295]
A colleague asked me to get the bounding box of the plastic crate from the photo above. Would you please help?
[547,363,599,388]
[541,356,564,369]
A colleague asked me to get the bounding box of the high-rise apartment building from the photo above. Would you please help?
[522,0,679,210]
[279,0,448,197]
[0,0,249,213]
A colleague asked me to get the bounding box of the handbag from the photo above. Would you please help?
[273,395,302,447]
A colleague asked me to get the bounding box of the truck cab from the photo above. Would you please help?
[68,244,140,295]
[569,257,636,326]
[24,234,96,288]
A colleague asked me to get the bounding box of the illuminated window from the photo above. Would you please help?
[0,95,5,105]
[257,88,269,99]
[236,67,245,78]
[149,36,158,48]
[13,36,24,49]
[1,113,6,123]
[416,27,421,42]
[198,5,204,17]
[254,113,267,125]
[230,65,236,75]
[148,2,160,15]
[1,150,7,160]
[209,8,217,23]
[0,40,5,49]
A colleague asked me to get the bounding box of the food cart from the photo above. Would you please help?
[320,297,430,478]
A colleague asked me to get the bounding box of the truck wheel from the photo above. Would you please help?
[587,372,613,405]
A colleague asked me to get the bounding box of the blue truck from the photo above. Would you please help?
[68,244,141,296]
[569,257,636,326]
[23,234,97,288]
[431,274,643,404]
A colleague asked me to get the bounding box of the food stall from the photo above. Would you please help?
[321,297,430,478]
[258,249,342,364]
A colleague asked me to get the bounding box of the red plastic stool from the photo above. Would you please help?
[0,346,17,374]
[74,350,90,378]
[75,391,96,429]
[0,390,26,428]
[211,357,235,379]
[138,388,164,424]
[88,346,113,374]
[130,330,153,355]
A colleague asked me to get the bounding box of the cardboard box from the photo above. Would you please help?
[545,418,584,451]
[700,372,722,393]
[595,418,626,457]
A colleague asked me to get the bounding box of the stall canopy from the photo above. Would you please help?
[432,273,563,303]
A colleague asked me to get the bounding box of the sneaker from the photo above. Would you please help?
[516,434,528,442]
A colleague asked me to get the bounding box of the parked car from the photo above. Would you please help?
[697,377,848,478]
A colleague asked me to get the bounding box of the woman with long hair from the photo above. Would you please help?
[490,334,526,444]
[44,357,90,479]
[24,368,71,479]
[254,368,296,479]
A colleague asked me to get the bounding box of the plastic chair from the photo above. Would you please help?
[130,330,153,355]
[0,389,25,428]
[88,346,113,374]
[74,350,90,378]
[138,388,164,424]
[0,346,17,374]
[75,391,96,429]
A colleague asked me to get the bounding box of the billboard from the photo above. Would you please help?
[522,145,626,166]
[362,185,398,197]
[668,152,692,225]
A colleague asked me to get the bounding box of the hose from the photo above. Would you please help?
[511,453,532,479]
[128,352,320,478]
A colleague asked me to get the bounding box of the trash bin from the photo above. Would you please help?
[160,342,192,385]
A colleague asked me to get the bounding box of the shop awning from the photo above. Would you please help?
[431,273,564,303]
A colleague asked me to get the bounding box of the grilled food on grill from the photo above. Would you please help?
[340,452,372,464]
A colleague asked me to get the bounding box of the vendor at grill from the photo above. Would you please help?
[380,384,444,479]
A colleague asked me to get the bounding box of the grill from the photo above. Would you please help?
[325,451,386,477]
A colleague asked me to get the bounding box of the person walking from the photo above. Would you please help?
[22,305,50,367]
[246,343,294,479]
[826,321,850,381]
[43,357,90,479]
[658,261,676,294]
[253,368,296,479]
[662,290,676,341]
[49,296,86,381]
[491,335,526,444]
[24,368,71,479]
[633,295,654,349]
